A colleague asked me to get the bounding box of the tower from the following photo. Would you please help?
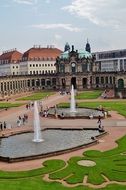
[85,39,91,53]
[64,42,70,52]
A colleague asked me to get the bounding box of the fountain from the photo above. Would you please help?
[70,85,76,113]
[0,92,106,162]
[33,101,43,142]
[0,128,104,162]
[48,86,105,119]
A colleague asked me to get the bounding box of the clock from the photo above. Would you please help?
[72,62,76,67]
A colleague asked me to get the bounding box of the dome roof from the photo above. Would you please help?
[60,49,92,59]
[78,49,92,58]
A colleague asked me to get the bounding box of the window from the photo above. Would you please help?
[33,64,35,67]
[30,71,32,74]
[120,60,123,71]
[48,64,50,67]
[101,77,104,84]
[124,59,126,70]
[60,64,65,73]
[41,79,45,85]
[110,76,112,84]
[30,64,32,67]
[96,77,99,84]
[45,64,47,67]
[36,64,38,67]
[105,76,108,84]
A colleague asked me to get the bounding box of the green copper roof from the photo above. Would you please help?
[78,49,92,58]
[60,51,69,59]
[60,49,92,59]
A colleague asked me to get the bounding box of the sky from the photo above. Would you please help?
[0,0,126,53]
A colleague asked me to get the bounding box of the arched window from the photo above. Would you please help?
[105,76,108,84]
[96,77,99,84]
[60,63,65,73]
[118,79,124,89]
[101,77,104,84]
[110,76,112,84]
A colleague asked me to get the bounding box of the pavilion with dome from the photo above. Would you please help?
[55,41,96,90]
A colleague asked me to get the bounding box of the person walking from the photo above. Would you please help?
[97,115,101,124]
[3,121,6,129]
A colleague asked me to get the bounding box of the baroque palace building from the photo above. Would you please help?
[0,42,126,98]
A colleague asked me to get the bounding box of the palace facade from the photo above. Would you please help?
[0,42,126,98]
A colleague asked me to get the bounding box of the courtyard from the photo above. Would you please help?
[0,91,126,189]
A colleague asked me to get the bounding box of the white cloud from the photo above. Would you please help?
[13,0,37,5]
[63,0,126,28]
[31,23,82,32]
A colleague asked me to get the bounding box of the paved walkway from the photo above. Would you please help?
[0,92,126,171]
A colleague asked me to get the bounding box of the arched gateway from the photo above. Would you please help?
[71,77,77,89]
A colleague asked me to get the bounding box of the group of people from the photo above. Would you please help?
[17,114,28,127]
[0,121,7,130]
[39,106,49,117]
[26,102,34,110]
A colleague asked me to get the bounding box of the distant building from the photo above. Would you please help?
[93,49,126,72]
[19,45,62,75]
[0,49,22,76]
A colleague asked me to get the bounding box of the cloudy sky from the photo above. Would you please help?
[0,0,126,53]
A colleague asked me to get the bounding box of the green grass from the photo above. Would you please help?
[76,90,103,99]
[16,92,55,101]
[0,136,126,189]
[58,101,126,117]
[0,102,23,108]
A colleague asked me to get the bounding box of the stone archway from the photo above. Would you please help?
[118,78,124,89]
[71,77,77,89]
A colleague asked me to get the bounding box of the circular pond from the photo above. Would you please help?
[48,107,104,119]
[0,128,102,162]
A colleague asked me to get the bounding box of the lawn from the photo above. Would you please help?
[0,102,23,109]
[16,92,55,101]
[0,136,126,189]
[58,101,126,117]
[76,90,103,99]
